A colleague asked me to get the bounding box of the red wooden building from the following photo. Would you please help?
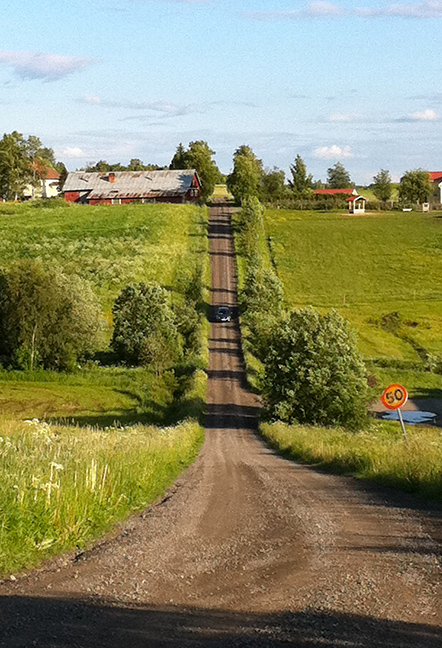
[63,169,201,205]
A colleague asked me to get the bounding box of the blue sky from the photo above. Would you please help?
[1,0,441,183]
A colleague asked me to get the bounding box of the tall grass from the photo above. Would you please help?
[0,418,203,575]
[262,420,442,501]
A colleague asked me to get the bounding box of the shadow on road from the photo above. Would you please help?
[1,597,441,647]
[206,402,260,430]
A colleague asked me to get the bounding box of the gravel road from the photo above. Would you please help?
[0,203,441,647]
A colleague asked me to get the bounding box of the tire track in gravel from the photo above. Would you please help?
[0,202,441,647]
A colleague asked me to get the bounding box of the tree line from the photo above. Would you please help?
[225,144,435,208]
[0,128,435,207]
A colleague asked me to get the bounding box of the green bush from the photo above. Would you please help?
[262,308,368,429]
[0,259,102,370]
[111,282,181,373]
[237,196,265,260]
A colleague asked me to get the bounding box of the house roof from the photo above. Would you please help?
[32,162,60,180]
[346,195,365,202]
[429,172,442,183]
[62,169,200,200]
[45,167,60,180]
[314,188,357,196]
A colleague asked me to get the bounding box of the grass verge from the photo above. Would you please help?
[0,418,203,575]
[261,420,442,502]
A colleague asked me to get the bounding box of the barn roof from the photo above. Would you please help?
[63,169,200,199]
[429,171,442,183]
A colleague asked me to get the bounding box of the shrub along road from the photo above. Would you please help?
[0,203,442,646]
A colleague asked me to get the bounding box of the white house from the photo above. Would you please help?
[23,167,60,200]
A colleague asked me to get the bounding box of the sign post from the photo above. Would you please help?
[381,383,409,442]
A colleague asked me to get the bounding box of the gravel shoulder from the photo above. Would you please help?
[0,203,441,647]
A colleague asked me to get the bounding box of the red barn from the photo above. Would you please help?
[63,169,202,205]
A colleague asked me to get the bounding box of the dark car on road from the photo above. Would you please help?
[215,306,232,322]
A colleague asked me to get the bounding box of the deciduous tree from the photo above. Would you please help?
[398,169,431,206]
[262,308,368,429]
[0,260,102,370]
[372,169,393,203]
[227,145,263,204]
[111,282,181,373]
[260,167,287,202]
[327,162,352,189]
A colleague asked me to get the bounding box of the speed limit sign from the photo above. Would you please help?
[381,384,408,410]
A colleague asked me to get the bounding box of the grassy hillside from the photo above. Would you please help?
[0,200,209,422]
[264,208,442,394]
[0,200,207,319]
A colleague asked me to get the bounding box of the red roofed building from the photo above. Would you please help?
[62,169,201,205]
[429,172,442,205]
[314,188,358,197]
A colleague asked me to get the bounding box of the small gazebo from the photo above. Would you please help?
[347,194,366,214]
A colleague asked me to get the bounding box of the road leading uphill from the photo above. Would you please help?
[0,203,441,647]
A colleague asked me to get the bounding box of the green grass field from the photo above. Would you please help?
[265,209,442,362]
[0,199,209,417]
[0,200,207,322]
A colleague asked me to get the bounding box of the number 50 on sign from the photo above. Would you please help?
[381,384,408,410]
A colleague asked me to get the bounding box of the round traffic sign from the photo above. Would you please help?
[381,384,408,410]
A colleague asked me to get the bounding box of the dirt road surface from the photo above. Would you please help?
[0,203,442,647]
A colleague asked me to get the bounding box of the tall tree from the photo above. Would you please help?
[327,162,352,189]
[226,145,263,204]
[372,169,393,202]
[56,162,68,193]
[0,132,32,200]
[169,143,187,170]
[398,169,431,206]
[289,154,313,194]
[260,167,287,202]
[186,141,220,203]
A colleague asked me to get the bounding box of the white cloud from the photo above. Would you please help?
[411,109,440,120]
[245,0,442,20]
[356,1,442,18]
[329,112,357,122]
[0,51,96,82]
[314,144,353,159]
[244,2,343,20]
[60,147,85,158]
[84,94,101,105]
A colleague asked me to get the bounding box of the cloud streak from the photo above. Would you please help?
[81,94,206,116]
[80,95,256,118]
[244,1,442,20]
[0,51,96,82]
